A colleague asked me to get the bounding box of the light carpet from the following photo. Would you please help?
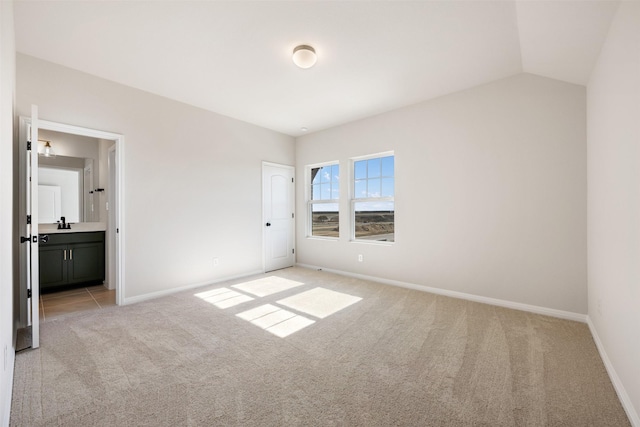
[11,267,630,426]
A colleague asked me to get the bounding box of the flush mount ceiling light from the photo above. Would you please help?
[39,140,56,158]
[292,45,317,69]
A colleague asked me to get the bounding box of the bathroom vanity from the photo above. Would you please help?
[39,223,106,292]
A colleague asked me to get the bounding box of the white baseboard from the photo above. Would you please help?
[122,270,264,306]
[2,368,13,427]
[587,317,639,427]
[296,263,587,323]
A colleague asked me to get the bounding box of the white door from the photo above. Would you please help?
[263,163,295,272]
[25,105,40,349]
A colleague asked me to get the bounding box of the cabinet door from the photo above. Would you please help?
[68,242,105,284]
[39,244,68,289]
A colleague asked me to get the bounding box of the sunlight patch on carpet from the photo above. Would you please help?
[232,276,304,297]
[277,287,362,319]
[195,278,363,338]
[237,304,315,338]
[195,288,254,309]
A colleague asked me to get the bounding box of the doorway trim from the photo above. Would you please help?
[19,117,126,310]
[107,144,117,291]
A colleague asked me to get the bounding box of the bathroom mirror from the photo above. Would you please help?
[38,155,98,224]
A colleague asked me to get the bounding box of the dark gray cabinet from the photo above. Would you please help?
[39,231,105,292]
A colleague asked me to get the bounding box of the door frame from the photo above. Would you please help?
[262,161,295,272]
[107,145,117,291]
[18,117,126,328]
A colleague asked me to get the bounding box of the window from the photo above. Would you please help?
[352,154,394,242]
[308,163,340,238]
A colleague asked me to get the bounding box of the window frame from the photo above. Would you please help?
[306,161,341,240]
[350,151,395,244]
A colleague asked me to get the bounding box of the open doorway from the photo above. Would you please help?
[18,116,125,346]
[37,129,114,320]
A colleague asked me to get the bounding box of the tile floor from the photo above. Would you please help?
[39,285,116,322]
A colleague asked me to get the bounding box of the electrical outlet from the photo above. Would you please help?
[213,257,219,267]
[358,254,363,262]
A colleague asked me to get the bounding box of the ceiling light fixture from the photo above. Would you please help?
[40,140,56,158]
[292,45,317,69]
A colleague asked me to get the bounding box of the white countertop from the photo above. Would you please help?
[39,222,107,234]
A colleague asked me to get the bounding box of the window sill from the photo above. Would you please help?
[306,236,339,242]
[349,239,395,246]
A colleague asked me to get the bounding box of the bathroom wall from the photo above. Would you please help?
[38,129,101,223]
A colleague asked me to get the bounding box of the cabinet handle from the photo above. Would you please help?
[70,249,73,260]
[64,249,67,261]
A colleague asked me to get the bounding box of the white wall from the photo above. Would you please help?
[0,2,15,426]
[38,129,99,162]
[39,155,85,169]
[296,73,587,315]
[98,139,115,223]
[99,138,115,288]
[16,54,295,300]
[587,2,640,424]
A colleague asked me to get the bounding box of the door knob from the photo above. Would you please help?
[266,222,271,227]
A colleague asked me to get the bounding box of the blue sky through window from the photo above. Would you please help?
[354,156,394,210]
[311,164,339,202]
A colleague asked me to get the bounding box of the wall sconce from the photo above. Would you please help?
[39,140,56,158]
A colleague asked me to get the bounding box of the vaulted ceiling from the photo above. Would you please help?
[14,1,619,136]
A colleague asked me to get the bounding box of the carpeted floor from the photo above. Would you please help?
[10,267,630,426]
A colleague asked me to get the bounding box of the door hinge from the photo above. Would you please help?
[27,215,31,224]
[292,248,295,254]
[292,213,294,219]
[27,289,32,299]
[27,141,32,151]
[291,177,294,183]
